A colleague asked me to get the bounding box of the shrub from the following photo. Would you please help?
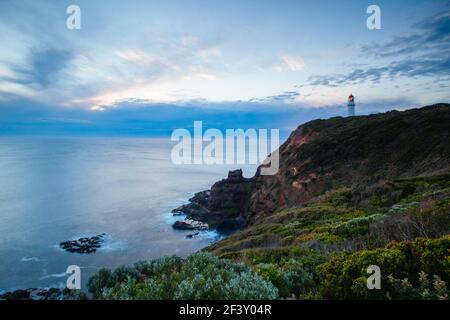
[315,232,343,244]
[88,252,279,300]
[253,249,326,298]
[331,214,385,239]
[281,259,315,297]
[387,272,449,300]
[255,263,289,298]
[317,236,450,299]
[87,268,115,299]
[224,271,279,299]
[370,206,450,244]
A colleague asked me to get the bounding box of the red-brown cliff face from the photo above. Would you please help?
[246,103,450,222]
[174,104,450,229]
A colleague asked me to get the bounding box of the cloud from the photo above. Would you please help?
[0,34,224,108]
[181,36,200,47]
[0,2,228,107]
[115,50,155,66]
[179,35,222,59]
[185,65,218,80]
[0,1,447,112]
[28,48,73,87]
[0,81,37,100]
[305,9,450,89]
[249,91,300,104]
[273,55,306,72]
[362,9,450,58]
[197,46,222,59]
[307,53,450,87]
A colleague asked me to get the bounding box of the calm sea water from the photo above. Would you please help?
[0,137,257,292]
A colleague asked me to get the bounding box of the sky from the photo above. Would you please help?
[0,0,449,135]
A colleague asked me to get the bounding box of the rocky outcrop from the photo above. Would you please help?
[173,104,450,231]
[172,219,208,230]
[172,190,211,218]
[0,288,62,300]
[172,169,256,232]
[60,234,106,254]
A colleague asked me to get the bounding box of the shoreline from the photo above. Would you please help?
[0,193,228,299]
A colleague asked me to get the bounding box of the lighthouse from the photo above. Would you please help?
[347,94,355,116]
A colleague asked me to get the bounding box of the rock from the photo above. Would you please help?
[30,288,62,300]
[172,190,210,216]
[171,170,254,231]
[227,169,244,181]
[0,289,30,300]
[60,234,106,254]
[173,219,208,230]
[0,288,62,300]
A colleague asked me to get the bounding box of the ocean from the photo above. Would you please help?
[0,137,257,292]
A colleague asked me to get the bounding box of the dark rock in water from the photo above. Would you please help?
[173,220,208,230]
[0,288,62,300]
[0,289,30,300]
[186,232,200,239]
[60,233,106,254]
[172,190,210,216]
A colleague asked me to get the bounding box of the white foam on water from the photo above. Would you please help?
[21,256,43,262]
[98,234,127,252]
[39,272,67,280]
[202,230,223,241]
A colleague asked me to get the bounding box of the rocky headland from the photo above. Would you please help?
[172,169,256,233]
[90,103,449,300]
[173,104,450,246]
[4,104,450,300]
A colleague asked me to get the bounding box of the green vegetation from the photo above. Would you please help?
[86,104,450,300]
[87,253,278,300]
[206,174,450,299]
[85,174,449,300]
[317,236,449,299]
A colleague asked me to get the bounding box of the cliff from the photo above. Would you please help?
[174,103,450,231]
[246,103,450,220]
[172,169,256,232]
[90,103,450,300]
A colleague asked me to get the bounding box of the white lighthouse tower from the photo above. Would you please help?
[347,94,355,116]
